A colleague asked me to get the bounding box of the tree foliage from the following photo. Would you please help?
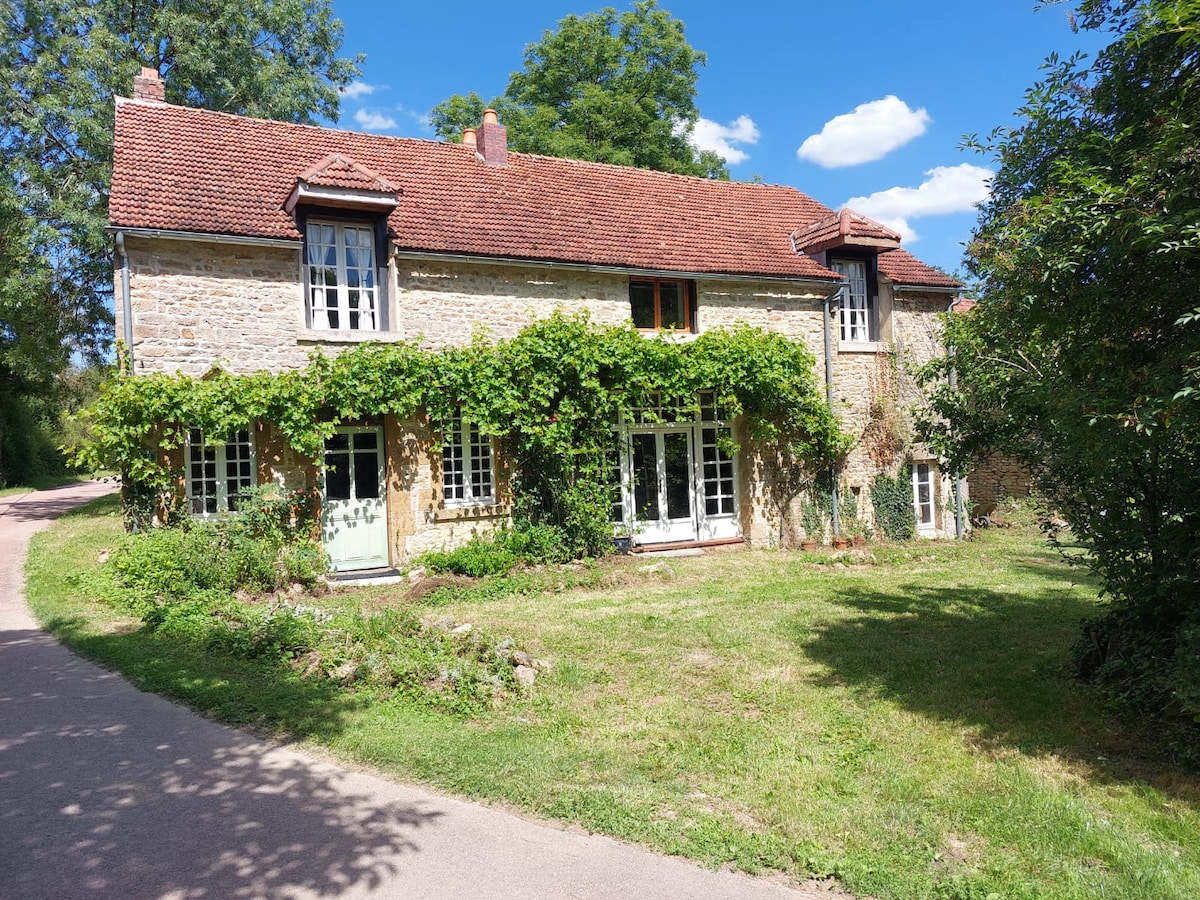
[430,1,728,178]
[921,0,1200,757]
[76,315,851,555]
[0,0,360,482]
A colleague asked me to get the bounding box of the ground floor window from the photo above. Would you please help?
[186,428,254,516]
[911,461,935,532]
[443,411,495,505]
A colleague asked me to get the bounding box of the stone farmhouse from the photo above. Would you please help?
[109,68,963,571]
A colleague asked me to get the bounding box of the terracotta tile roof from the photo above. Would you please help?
[109,98,955,286]
[297,153,399,193]
[952,297,978,312]
[792,208,901,253]
[877,248,962,289]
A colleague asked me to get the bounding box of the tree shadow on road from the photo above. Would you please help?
[0,626,444,898]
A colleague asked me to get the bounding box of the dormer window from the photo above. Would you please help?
[288,153,400,334]
[307,221,378,331]
[830,258,872,343]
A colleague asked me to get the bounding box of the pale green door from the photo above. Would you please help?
[322,427,388,571]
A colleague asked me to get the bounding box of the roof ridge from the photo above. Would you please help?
[114,94,461,150]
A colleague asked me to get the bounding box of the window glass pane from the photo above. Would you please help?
[442,414,465,501]
[630,282,656,329]
[353,451,380,499]
[631,433,659,521]
[353,431,377,451]
[663,432,691,519]
[324,434,351,501]
[659,283,686,329]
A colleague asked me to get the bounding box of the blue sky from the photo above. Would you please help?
[328,1,1108,276]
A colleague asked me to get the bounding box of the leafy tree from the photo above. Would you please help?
[430,1,728,178]
[0,0,360,483]
[921,0,1200,758]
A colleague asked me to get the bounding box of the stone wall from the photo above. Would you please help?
[968,452,1031,518]
[120,236,957,554]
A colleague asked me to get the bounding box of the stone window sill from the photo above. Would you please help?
[429,503,510,523]
[299,329,406,344]
[838,341,890,354]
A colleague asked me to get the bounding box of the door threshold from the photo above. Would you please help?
[326,567,404,587]
[630,537,745,554]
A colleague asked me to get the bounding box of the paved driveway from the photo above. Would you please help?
[0,483,827,899]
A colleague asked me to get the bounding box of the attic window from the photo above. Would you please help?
[307,221,378,331]
[830,258,875,343]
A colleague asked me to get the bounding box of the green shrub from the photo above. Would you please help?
[422,536,518,577]
[870,472,915,541]
[1073,603,1200,767]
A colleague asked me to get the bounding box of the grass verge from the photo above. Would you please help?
[26,499,1200,900]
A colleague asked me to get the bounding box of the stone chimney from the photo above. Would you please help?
[475,109,507,167]
[133,66,165,102]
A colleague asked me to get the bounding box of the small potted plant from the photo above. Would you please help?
[799,499,824,551]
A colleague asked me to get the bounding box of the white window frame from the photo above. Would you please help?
[831,258,871,343]
[306,220,379,332]
[186,428,255,517]
[911,461,936,533]
[442,411,495,506]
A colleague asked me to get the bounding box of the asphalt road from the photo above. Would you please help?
[0,482,829,900]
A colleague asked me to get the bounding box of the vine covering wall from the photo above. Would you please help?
[76,314,853,553]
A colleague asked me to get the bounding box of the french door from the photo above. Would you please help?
[322,426,389,571]
[618,423,739,545]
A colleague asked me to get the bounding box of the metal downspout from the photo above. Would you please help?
[115,231,134,372]
[823,283,847,538]
[947,298,965,539]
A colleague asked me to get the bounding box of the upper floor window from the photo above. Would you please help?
[186,428,254,516]
[442,411,495,506]
[306,221,378,331]
[830,258,873,343]
[630,279,694,332]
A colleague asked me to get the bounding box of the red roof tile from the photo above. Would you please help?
[298,153,399,193]
[109,98,955,286]
[792,208,901,253]
[877,248,962,289]
[952,297,978,312]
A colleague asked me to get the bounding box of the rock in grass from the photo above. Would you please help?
[514,665,537,688]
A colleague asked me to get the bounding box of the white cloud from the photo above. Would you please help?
[797,96,931,168]
[340,81,377,100]
[354,108,398,132]
[689,115,760,165]
[845,163,993,243]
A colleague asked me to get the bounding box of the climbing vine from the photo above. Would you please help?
[75,314,852,554]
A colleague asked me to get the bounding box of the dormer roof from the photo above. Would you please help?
[285,152,400,213]
[791,208,902,254]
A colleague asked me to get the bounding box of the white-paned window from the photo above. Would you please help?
[911,462,935,533]
[442,412,495,505]
[306,221,378,331]
[831,258,871,343]
[186,428,254,516]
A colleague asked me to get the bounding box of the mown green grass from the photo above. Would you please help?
[26,499,1200,900]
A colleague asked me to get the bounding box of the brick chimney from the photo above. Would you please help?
[133,66,165,102]
[475,109,507,167]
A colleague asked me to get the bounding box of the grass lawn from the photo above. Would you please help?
[26,497,1200,900]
